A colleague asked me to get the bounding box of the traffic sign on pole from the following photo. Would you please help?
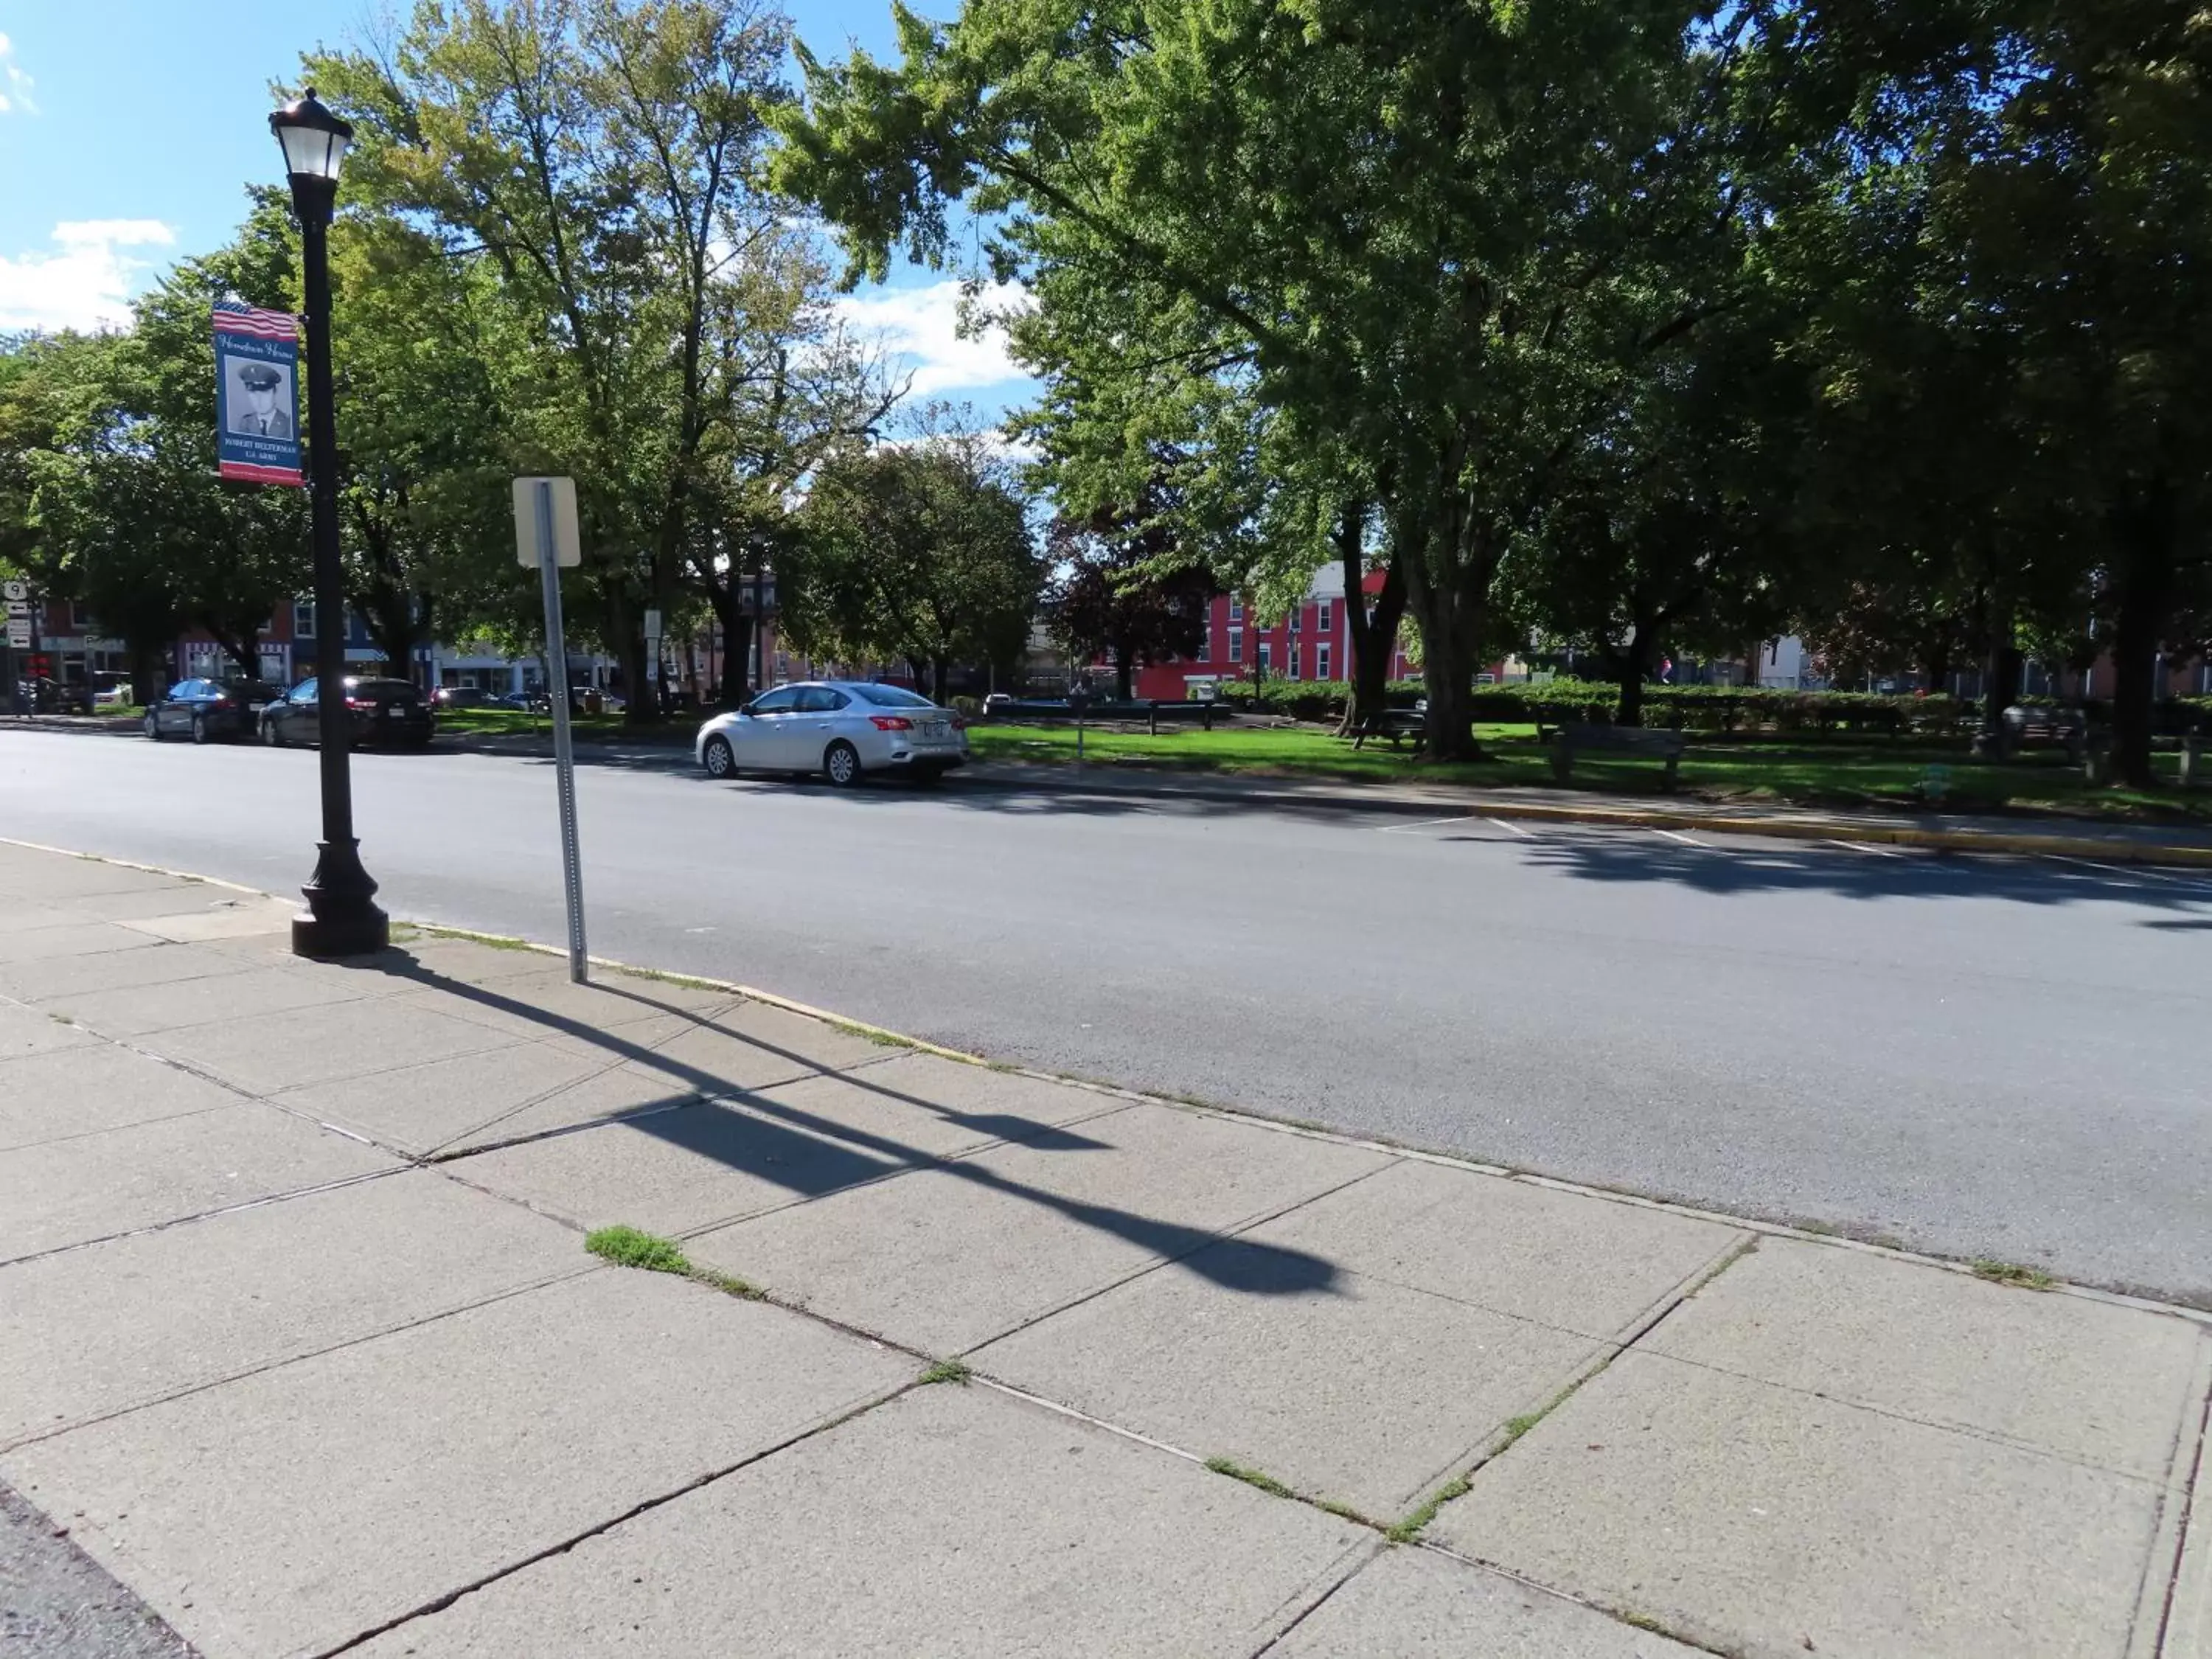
[512,477,581,568]
[516,477,588,983]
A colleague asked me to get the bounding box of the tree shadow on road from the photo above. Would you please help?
[1502,829,2212,911]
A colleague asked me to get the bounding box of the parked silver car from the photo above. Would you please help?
[695,681,969,786]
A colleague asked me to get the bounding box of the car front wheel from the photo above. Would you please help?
[189,712,208,745]
[823,740,862,787]
[261,717,279,745]
[702,734,737,779]
[144,711,161,741]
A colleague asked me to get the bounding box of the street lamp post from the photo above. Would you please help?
[272,88,386,959]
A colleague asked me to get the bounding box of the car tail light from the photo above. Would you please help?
[347,697,372,710]
[951,714,968,730]
[869,715,913,731]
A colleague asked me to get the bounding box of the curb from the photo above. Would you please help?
[958,763,2212,870]
[10,832,2210,1324]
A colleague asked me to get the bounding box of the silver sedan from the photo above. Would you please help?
[695,681,970,786]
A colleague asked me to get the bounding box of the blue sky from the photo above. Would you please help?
[0,0,1034,417]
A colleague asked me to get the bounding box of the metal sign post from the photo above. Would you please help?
[513,477,588,982]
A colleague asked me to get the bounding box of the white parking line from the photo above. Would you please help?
[1835,840,1905,858]
[1651,828,1701,847]
[1485,816,1534,840]
[2052,854,2205,887]
[1375,814,1484,835]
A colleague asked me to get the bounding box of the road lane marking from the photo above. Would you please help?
[1485,816,1533,839]
[1836,840,1905,858]
[1651,828,1701,846]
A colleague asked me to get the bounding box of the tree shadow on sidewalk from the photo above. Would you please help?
[368,956,1341,1299]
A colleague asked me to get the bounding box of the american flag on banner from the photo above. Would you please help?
[212,302,300,340]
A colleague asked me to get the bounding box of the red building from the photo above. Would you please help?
[1121,569,1433,701]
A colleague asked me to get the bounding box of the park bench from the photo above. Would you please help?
[1551,723,1687,790]
[1998,704,2087,762]
[1350,709,1427,754]
[1146,700,1222,734]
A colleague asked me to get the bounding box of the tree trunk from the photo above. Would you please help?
[1613,644,1649,728]
[1113,647,1134,703]
[603,591,653,726]
[1984,641,2023,734]
[706,587,752,707]
[931,657,950,704]
[1335,507,1405,737]
[1402,561,1486,760]
[130,641,167,706]
[2108,487,2177,791]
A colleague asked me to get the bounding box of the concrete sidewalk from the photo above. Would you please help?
[1,838,2206,1659]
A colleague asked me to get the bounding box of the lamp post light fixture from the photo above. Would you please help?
[272,88,387,959]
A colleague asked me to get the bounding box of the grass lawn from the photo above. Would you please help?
[965,720,2209,822]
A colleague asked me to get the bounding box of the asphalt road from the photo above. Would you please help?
[4,727,2208,1302]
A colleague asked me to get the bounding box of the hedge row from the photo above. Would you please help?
[1210,677,1980,734]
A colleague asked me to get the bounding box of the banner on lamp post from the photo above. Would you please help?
[213,303,305,487]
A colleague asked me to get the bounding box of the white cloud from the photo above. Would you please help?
[0,33,36,116]
[0,220,177,333]
[832,279,1035,397]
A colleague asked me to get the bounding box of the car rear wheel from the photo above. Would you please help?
[189,712,208,745]
[144,711,161,741]
[261,717,279,745]
[823,740,862,787]
[702,734,737,779]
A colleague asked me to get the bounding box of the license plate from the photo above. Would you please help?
[923,720,947,739]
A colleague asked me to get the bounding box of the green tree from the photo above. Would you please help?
[787,425,1041,700]
[776,0,1863,757]
[308,0,844,723]
[1046,484,1211,703]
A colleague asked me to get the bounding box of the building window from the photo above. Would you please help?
[1189,618,1208,661]
[1228,597,1244,623]
[1317,641,1332,681]
[1285,644,1301,680]
[1289,608,1301,633]
[1228,627,1242,664]
[1258,639,1271,672]
[1317,599,1332,631]
[293,601,316,639]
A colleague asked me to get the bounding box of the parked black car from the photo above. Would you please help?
[434,685,495,709]
[144,678,283,743]
[259,677,434,748]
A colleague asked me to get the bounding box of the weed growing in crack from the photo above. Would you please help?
[585,1225,691,1274]
[1972,1259,2056,1290]
[1204,1457,1295,1500]
[1385,1475,1471,1543]
[918,1359,973,1386]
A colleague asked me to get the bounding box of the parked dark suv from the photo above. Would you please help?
[144,678,283,743]
[259,677,434,748]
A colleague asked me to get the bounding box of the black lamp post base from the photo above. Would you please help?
[293,839,389,959]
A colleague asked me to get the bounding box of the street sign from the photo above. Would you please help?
[643,608,661,640]
[1,580,24,602]
[5,621,28,650]
[512,477,581,568]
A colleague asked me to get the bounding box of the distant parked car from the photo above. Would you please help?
[434,685,494,709]
[259,676,434,748]
[695,680,968,787]
[91,672,135,709]
[982,692,1015,714]
[144,678,282,743]
[495,690,537,709]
